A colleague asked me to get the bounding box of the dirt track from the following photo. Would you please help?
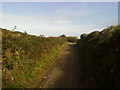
[37,43,86,88]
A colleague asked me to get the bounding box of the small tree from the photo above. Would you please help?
[24,31,27,34]
[12,26,16,31]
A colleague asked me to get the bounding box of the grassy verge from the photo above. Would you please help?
[34,43,68,88]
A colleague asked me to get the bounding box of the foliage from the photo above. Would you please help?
[2,28,67,88]
[59,34,66,37]
[80,33,88,40]
[59,34,78,43]
[76,25,120,88]
[67,36,78,43]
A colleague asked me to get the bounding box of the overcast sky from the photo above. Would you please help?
[2,2,118,38]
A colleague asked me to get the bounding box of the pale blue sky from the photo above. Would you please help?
[2,2,118,38]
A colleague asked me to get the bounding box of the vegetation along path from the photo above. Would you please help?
[36,43,86,88]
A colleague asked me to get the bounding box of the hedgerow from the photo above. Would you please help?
[2,28,67,88]
[76,25,120,88]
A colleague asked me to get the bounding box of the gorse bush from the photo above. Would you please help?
[76,25,120,88]
[2,28,67,88]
